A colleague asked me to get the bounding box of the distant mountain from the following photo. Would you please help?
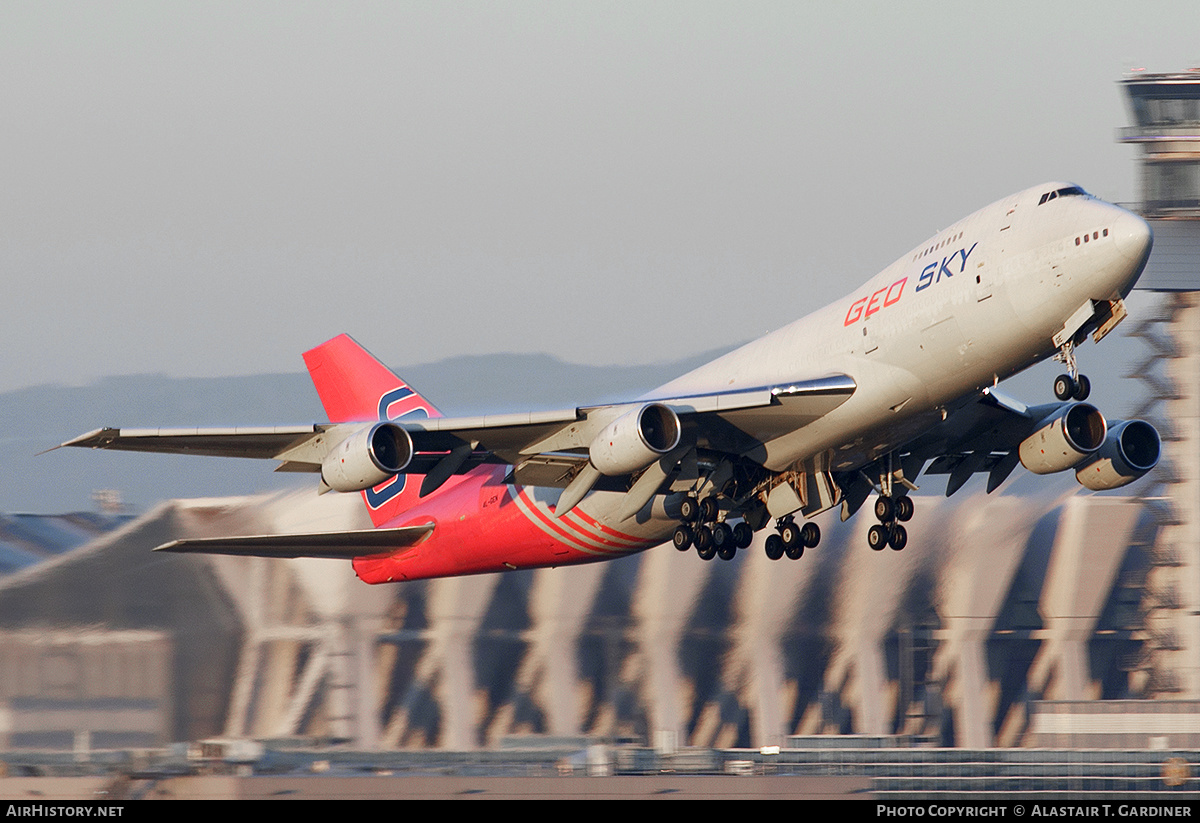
[6,348,733,514]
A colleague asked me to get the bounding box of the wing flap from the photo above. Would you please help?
[153,524,435,559]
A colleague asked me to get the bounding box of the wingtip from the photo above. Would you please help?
[59,428,119,449]
[39,428,115,456]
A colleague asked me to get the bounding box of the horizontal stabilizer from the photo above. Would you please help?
[153,524,434,559]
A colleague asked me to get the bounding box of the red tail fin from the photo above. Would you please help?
[303,334,441,526]
[303,334,442,423]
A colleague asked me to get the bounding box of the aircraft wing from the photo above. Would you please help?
[154,524,435,559]
[901,388,1062,497]
[57,425,327,460]
[56,375,858,486]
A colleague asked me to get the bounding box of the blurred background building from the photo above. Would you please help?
[1118,69,1200,700]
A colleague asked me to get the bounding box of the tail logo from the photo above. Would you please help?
[378,386,438,421]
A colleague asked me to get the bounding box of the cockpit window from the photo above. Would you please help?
[1038,185,1088,205]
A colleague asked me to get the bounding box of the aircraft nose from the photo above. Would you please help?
[1113,210,1152,265]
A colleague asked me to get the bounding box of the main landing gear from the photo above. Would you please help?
[867,493,912,551]
[763,517,820,561]
[672,495,753,562]
[673,493,823,562]
[1053,340,1091,401]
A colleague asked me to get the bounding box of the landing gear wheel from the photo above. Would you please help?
[733,522,754,549]
[694,524,713,555]
[672,525,693,551]
[1072,374,1091,401]
[888,523,908,551]
[868,524,889,551]
[712,522,733,549]
[717,541,738,561]
[800,522,821,548]
[874,496,895,522]
[699,496,720,523]
[765,534,785,560]
[1054,374,1075,401]
[697,542,716,561]
[785,541,804,560]
[679,497,699,523]
[894,496,914,523]
[779,521,802,550]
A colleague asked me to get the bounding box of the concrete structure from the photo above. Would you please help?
[1119,70,1200,698]
[0,511,131,575]
[0,629,171,750]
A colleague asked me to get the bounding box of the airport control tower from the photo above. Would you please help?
[1118,70,1200,697]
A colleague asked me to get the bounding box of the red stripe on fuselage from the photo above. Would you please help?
[514,487,658,554]
[350,467,658,583]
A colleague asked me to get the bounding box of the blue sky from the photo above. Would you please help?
[3,1,1198,392]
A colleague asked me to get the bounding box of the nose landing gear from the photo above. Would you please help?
[1052,340,1091,401]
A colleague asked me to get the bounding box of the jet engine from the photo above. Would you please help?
[589,403,682,476]
[1075,419,1161,491]
[1018,403,1107,475]
[321,422,414,492]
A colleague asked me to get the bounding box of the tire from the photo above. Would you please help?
[785,541,804,560]
[672,525,692,551]
[779,521,801,549]
[800,522,821,548]
[697,540,716,561]
[733,522,754,549]
[765,534,785,560]
[679,497,699,523]
[868,524,888,551]
[874,496,894,523]
[889,523,908,551]
[895,496,914,523]
[1072,374,1091,401]
[712,522,733,549]
[717,542,737,561]
[699,496,720,523]
[694,524,713,552]
[1054,374,1075,401]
